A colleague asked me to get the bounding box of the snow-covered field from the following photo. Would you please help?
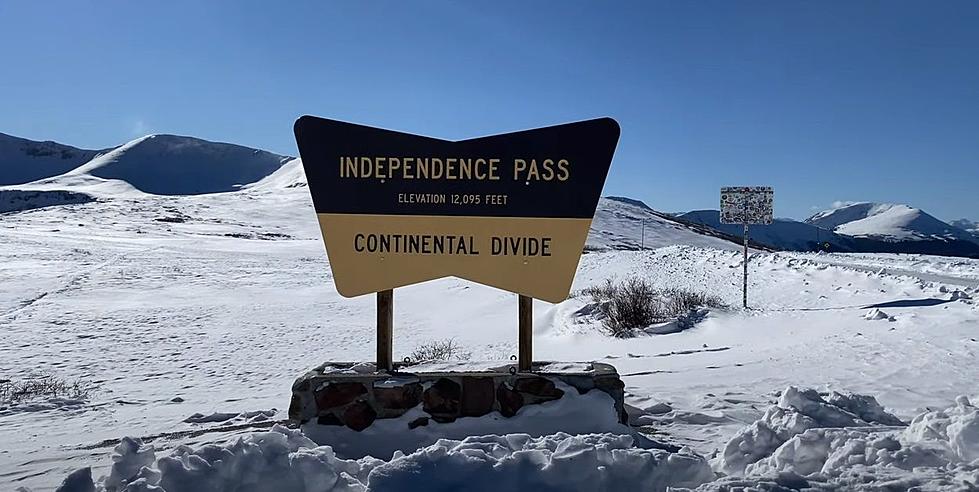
[2,150,979,490]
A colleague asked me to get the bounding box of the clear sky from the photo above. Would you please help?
[1,1,976,221]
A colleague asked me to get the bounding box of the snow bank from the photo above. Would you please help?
[366,433,712,492]
[709,387,979,490]
[863,307,895,321]
[303,383,635,460]
[182,409,276,424]
[54,426,713,492]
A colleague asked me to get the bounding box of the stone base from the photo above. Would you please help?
[288,361,626,431]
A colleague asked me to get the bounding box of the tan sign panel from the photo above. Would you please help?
[294,116,620,302]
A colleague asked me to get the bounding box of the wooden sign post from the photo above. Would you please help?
[377,289,393,371]
[294,117,619,372]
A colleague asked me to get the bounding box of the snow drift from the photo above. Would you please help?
[707,387,979,490]
[53,426,713,492]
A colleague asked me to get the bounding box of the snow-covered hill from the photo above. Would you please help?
[0,132,107,185]
[679,210,859,252]
[586,197,746,252]
[58,134,293,195]
[795,202,979,258]
[243,157,307,190]
[807,202,975,243]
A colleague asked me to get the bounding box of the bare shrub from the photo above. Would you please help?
[0,374,95,404]
[406,338,472,365]
[583,278,726,337]
[662,287,726,313]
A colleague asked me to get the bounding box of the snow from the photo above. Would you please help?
[51,390,979,491]
[704,387,979,490]
[54,425,713,492]
[863,308,894,321]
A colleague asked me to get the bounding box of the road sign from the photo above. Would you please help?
[720,186,774,225]
[294,116,619,303]
[719,186,774,309]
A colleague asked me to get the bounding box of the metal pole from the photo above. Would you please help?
[743,224,749,309]
[377,289,393,371]
[641,219,645,250]
[518,295,533,372]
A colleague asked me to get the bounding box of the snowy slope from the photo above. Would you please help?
[807,202,976,243]
[242,157,307,190]
[680,209,859,252]
[588,197,744,251]
[61,134,293,195]
[0,132,107,185]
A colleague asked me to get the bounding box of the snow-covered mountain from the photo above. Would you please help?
[679,210,861,252]
[0,132,108,185]
[61,134,293,195]
[674,206,979,258]
[799,202,979,258]
[806,202,975,243]
[951,218,979,238]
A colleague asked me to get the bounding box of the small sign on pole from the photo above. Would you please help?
[720,186,773,309]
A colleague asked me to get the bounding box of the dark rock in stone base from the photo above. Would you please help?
[288,395,303,420]
[461,377,496,417]
[315,382,367,410]
[374,382,422,410]
[408,416,430,429]
[514,376,565,401]
[497,383,524,417]
[423,378,462,422]
[343,401,377,431]
[317,413,343,426]
[55,467,95,492]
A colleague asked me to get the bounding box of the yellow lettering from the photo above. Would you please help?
[541,159,555,180]
[359,157,373,177]
[513,159,526,180]
[557,159,570,181]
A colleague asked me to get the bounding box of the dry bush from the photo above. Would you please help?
[583,278,726,337]
[0,374,94,404]
[406,338,472,364]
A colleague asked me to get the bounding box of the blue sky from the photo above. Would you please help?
[1,1,977,220]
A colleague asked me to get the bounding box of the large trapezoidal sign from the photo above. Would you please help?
[294,116,619,303]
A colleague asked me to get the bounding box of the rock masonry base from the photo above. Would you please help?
[289,361,626,432]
